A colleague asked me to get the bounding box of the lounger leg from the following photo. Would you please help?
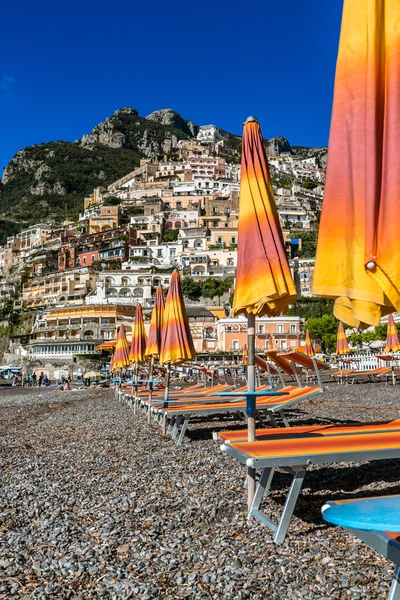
[274,467,306,544]
[162,413,167,436]
[278,410,290,428]
[248,468,275,515]
[176,417,189,446]
[268,413,279,428]
[388,567,400,600]
[172,416,184,440]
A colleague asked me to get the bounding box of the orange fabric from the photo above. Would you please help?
[231,430,400,459]
[219,419,400,442]
[112,326,131,371]
[130,305,147,363]
[265,349,296,376]
[304,330,315,358]
[145,286,165,358]
[336,322,351,355]
[313,0,400,328]
[385,314,400,353]
[95,340,116,352]
[160,271,196,365]
[281,350,331,371]
[232,118,297,317]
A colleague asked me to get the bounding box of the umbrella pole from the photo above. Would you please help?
[148,356,155,424]
[247,313,256,510]
[162,363,171,436]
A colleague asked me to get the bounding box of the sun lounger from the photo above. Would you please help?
[155,385,322,446]
[332,366,391,384]
[322,495,400,600]
[221,421,400,544]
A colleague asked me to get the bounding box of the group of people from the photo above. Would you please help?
[23,372,50,387]
[56,377,71,391]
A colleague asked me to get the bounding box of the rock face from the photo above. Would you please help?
[80,107,190,157]
[145,109,199,138]
[267,136,292,156]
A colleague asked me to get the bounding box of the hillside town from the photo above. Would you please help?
[0,124,324,379]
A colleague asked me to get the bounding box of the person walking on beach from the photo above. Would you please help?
[32,372,37,386]
[38,373,43,387]
[24,374,29,388]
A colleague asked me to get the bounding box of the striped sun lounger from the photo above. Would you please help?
[155,385,322,446]
[221,420,400,544]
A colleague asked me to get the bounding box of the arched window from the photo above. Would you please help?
[105,277,114,285]
[153,278,162,286]
[106,287,118,297]
[119,288,131,297]
[133,287,144,297]
[164,279,169,285]
[138,278,144,285]
[84,330,94,338]
[121,277,130,286]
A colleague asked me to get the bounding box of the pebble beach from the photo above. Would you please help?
[1,384,400,599]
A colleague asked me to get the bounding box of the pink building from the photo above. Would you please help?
[216,316,302,352]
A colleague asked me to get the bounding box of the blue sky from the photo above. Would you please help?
[0,0,343,172]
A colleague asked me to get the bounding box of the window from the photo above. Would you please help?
[170,248,176,258]
[157,249,163,257]
[150,209,155,215]
[277,324,283,333]
[91,255,95,262]
[230,237,236,244]
[290,324,296,333]
[259,325,265,334]
[217,237,222,244]
[83,257,86,264]
[232,340,239,350]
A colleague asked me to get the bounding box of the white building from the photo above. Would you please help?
[85,270,173,307]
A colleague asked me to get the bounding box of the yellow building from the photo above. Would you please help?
[89,206,120,234]
[84,186,107,210]
[29,304,137,360]
[22,268,97,308]
[207,227,238,249]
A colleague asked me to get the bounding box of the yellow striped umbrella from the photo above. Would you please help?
[304,329,315,358]
[313,1,400,328]
[385,314,400,354]
[232,116,297,508]
[112,325,131,370]
[160,271,196,366]
[336,322,351,355]
[130,305,147,363]
[242,344,248,365]
[145,286,165,359]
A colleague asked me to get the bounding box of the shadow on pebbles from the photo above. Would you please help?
[0,383,399,599]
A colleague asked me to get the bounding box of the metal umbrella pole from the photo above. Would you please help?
[162,363,171,436]
[247,313,256,509]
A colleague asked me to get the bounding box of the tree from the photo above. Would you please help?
[307,314,338,353]
[163,229,179,242]
[181,277,202,300]
[288,296,334,319]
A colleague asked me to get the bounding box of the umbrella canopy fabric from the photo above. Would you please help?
[159,271,196,365]
[336,322,351,355]
[313,0,400,328]
[84,371,101,378]
[130,305,147,363]
[385,314,400,354]
[112,325,131,370]
[242,345,248,365]
[95,340,116,352]
[145,286,165,358]
[304,329,315,358]
[232,117,297,318]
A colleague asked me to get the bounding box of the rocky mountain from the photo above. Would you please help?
[0,106,295,241]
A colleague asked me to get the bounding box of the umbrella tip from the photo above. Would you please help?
[244,115,258,124]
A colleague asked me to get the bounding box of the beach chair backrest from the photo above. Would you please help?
[280,350,329,389]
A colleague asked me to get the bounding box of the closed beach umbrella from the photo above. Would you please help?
[145,286,165,359]
[242,344,248,365]
[304,330,315,358]
[159,271,196,430]
[385,314,400,354]
[130,305,147,363]
[313,0,400,328]
[159,271,196,367]
[232,116,297,507]
[112,325,131,370]
[336,322,351,356]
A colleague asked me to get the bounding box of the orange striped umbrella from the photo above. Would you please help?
[336,322,351,355]
[130,305,147,363]
[267,335,275,351]
[145,286,165,358]
[95,340,116,352]
[232,116,297,508]
[242,344,248,365]
[160,271,196,366]
[385,314,400,354]
[112,325,131,370]
[233,117,297,318]
[313,1,400,328]
[304,329,315,358]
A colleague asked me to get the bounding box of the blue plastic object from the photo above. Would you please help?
[322,496,400,532]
